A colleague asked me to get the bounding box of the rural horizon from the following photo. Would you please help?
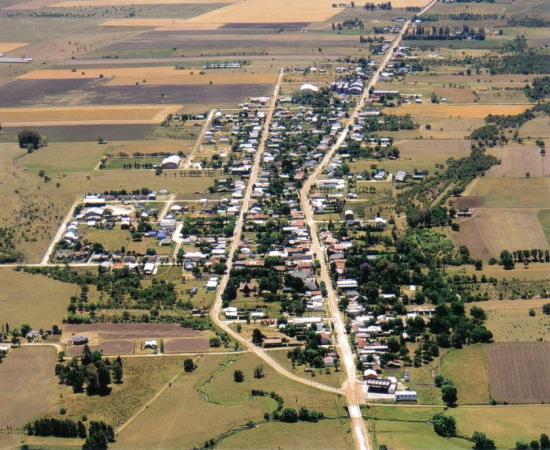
[0,0,549,449]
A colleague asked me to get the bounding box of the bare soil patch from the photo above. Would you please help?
[486,343,550,404]
[164,337,209,353]
[454,196,485,209]
[0,42,28,53]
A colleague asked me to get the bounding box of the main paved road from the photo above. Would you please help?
[300,2,438,449]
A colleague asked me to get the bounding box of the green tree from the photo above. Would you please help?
[252,328,264,345]
[432,414,456,437]
[233,370,244,383]
[472,431,496,450]
[184,358,195,373]
[442,381,458,406]
[18,129,43,150]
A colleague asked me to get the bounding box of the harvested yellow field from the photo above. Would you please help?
[18,67,277,86]
[52,0,237,6]
[103,0,347,29]
[0,42,28,53]
[0,105,182,126]
[386,103,532,119]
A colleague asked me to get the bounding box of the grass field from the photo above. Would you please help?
[0,105,182,126]
[19,67,278,87]
[440,344,490,405]
[114,353,345,449]
[538,209,550,246]
[448,264,550,282]
[0,346,60,429]
[370,420,471,450]
[0,267,78,330]
[465,177,543,207]
[81,228,174,255]
[486,145,550,178]
[217,420,353,450]
[57,355,186,427]
[449,405,550,448]
[386,103,532,119]
[22,141,107,173]
[470,299,550,343]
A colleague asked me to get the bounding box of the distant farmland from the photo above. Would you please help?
[486,343,550,404]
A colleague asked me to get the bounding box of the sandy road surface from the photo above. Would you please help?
[299,1,438,448]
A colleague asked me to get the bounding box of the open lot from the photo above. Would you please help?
[0,267,78,330]
[486,342,550,404]
[0,346,60,429]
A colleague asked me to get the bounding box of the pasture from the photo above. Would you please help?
[114,353,345,449]
[59,355,185,427]
[454,208,548,260]
[0,267,78,330]
[486,145,550,178]
[369,420,471,450]
[486,342,550,404]
[465,178,550,209]
[440,344,490,405]
[0,346,60,429]
[469,299,550,343]
[217,420,353,450]
[449,405,550,449]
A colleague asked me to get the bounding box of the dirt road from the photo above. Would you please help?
[299,2,438,448]
[208,69,342,396]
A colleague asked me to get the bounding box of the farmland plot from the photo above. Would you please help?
[486,343,550,404]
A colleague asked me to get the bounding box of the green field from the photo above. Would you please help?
[440,344,490,405]
[114,353,345,449]
[0,267,78,330]
[449,405,550,449]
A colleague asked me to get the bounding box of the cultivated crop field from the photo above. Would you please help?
[486,343,550,404]
[0,105,181,126]
[387,103,532,119]
[19,67,278,86]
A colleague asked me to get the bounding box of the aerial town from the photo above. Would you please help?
[0,0,549,449]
